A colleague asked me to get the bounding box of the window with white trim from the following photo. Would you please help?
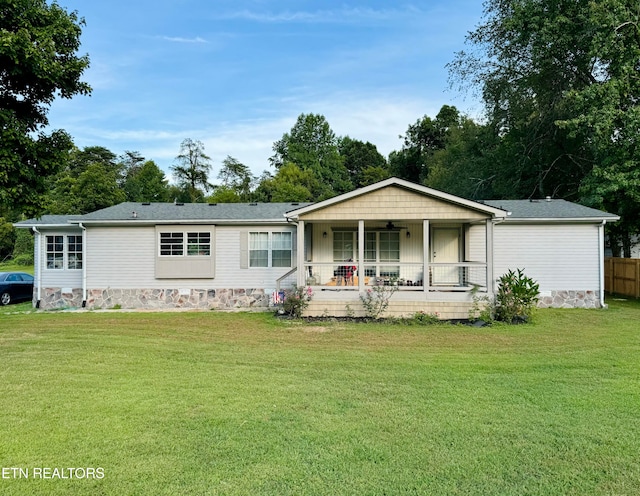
[46,235,82,270]
[67,235,83,269]
[249,232,292,268]
[46,235,64,269]
[159,231,212,257]
[187,232,211,256]
[160,232,184,256]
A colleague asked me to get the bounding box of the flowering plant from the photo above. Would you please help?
[281,285,313,318]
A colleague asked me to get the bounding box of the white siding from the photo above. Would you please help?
[466,224,487,262]
[217,228,297,289]
[494,223,600,291]
[86,225,296,289]
[39,229,83,288]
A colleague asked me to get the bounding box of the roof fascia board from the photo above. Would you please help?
[501,216,620,224]
[70,219,291,226]
[14,223,80,229]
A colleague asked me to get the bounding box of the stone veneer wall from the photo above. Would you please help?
[537,290,601,309]
[36,288,272,310]
[35,287,601,311]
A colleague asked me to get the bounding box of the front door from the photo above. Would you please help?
[431,228,460,285]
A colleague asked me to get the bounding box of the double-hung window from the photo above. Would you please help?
[46,235,64,270]
[249,232,292,268]
[46,235,82,270]
[67,235,83,270]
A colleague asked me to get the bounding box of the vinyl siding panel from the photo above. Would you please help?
[86,225,296,289]
[217,228,297,289]
[494,223,600,291]
[87,227,156,288]
[299,186,489,221]
[467,224,487,262]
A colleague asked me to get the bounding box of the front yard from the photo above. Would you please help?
[1,300,639,495]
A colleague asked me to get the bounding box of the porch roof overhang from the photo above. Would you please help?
[284,177,509,222]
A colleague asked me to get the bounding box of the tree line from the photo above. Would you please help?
[2,0,639,260]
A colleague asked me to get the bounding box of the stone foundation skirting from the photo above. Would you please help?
[34,287,602,311]
[36,288,272,310]
[537,290,601,309]
[38,287,84,309]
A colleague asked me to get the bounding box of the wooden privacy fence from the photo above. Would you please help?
[605,257,640,298]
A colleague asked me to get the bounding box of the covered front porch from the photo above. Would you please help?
[284,178,507,318]
[292,218,496,319]
[300,220,493,291]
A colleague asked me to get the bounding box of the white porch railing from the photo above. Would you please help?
[302,262,487,291]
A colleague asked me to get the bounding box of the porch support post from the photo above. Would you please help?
[297,220,305,287]
[423,219,430,295]
[486,219,495,296]
[358,220,365,292]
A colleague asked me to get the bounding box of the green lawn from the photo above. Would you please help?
[1,301,639,495]
[0,262,33,274]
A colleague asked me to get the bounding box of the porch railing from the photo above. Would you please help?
[302,262,487,291]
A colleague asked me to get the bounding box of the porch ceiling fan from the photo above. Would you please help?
[372,221,407,231]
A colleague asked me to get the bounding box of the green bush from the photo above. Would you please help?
[281,286,313,318]
[11,253,34,266]
[12,228,34,261]
[495,269,540,323]
[359,283,398,319]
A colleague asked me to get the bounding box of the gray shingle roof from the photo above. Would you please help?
[15,214,84,227]
[15,197,618,227]
[77,202,312,223]
[482,199,619,220]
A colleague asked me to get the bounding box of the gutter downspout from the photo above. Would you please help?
[79,222,87,308]
[32,227,42,308]
[599,220,606,308]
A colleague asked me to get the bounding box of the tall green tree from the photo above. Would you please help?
[213,156,254,202]
[123,160,169,202]
[449,0,640,255]
[71,163,125,214]
[0,0,91,215]
[253,163,318,203]
[171,139,212,202]
[389,105,461,183]
[338,137,388,188]
[426,117,501,200]
[270,113,352,199]
[45,145,122,214]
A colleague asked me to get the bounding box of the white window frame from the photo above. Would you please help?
[46,235,64,270]
[45,235,83,271]
[249,231,292,268]
[158,231,211,257]
[67,235,83,270]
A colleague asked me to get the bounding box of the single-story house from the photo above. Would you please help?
[15,177,619,318]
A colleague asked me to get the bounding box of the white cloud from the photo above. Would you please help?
[213,6,422,24]
[162,36,208,43]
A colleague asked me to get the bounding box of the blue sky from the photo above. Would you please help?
[48,1,486,180]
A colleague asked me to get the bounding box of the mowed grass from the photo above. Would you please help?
[1,301,639,495]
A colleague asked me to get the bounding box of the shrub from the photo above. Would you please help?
[495,269,539,323]
[12,228,33,261]
[411,310,441,325]
[359,283,398,320]
[469,285,493,323]
[12,253,34,266]
[281,286,313,318]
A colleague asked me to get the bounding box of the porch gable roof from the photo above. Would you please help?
[285,177,509,221]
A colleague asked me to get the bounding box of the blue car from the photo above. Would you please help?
[0,272,34,305]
